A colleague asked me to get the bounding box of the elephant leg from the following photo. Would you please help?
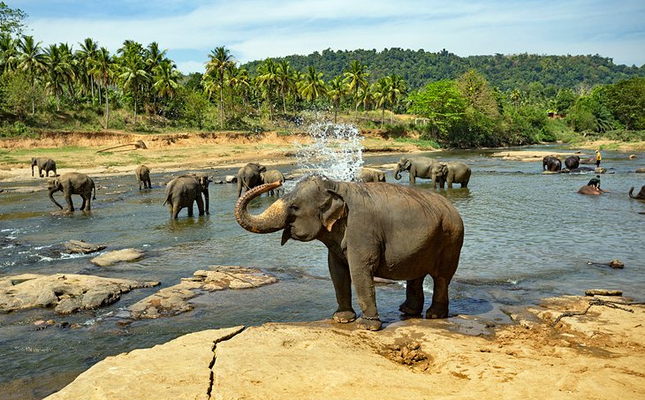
[172,204,180,219]
[80,197,87,211]
[187,201,194,217]
[399,276,425,315]
[347,251,382,330]
[65,194,74,212]
[196,195,205,216]
[328,252,356,323]
[427,276,451,319]
[447,177,453,188]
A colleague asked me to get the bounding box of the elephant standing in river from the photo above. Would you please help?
[357,167,386,183]
[542,156,562,172]
[164,174,210,219]
[48,172,96,212]
[261,169,286,196]
[135,165,151,189]
[31,157,57,178]
[431,162,471,188]
[235,175,465,331]
[394,157,439,185]
[237,163,266,197]
[564,156,580,170]
[629,185,645,200]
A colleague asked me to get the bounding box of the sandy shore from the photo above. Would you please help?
[44,295,645,400]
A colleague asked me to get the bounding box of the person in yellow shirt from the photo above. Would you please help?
[595,150,602,167]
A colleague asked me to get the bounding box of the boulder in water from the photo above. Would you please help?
[64,240,106,254]
[91,249,144,267]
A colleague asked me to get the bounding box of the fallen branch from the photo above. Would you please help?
[551,298,638,327]
[97,140,147,153]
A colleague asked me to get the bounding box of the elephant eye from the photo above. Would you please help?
[290,205,299,212]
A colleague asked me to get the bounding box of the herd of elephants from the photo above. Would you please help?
[27,153,644,330]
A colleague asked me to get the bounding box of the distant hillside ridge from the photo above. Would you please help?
[242,48,645,91]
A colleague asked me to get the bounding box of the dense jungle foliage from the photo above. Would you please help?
[1,3,644,148]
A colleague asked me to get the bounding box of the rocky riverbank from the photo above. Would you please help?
[44,295,644,400]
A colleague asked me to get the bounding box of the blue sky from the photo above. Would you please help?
[13,0,645,74]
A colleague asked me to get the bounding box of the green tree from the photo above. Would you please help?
[603,77,645,130]
[0,2,27,36]
[91,47,114,128]
[256,58,279,119]
[16,35,45,114]
[343,60,369,121]
[76,38,99,101]
[298,66,327,103]
[407,80,467,142]
[326,75,346,123]
[153,59,180,101]
[0,32,17,74]
[43,43,75,111]
[276,60,296,113]
[205,46,234,127]
[118,42,149,126]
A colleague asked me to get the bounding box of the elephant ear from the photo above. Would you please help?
[321,189,347,232]
[441,163,449,174]
[402,159,411,170]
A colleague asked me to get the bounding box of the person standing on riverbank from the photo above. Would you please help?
[595,150,602,167]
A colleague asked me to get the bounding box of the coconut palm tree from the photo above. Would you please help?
[276,60,296,113]
[119,51,149,126]
[386,74,406,123]
[373,77,391,126]
[226,64,251,110]
[76,38,99,100]
[205,46,235,127]
[16,35,45,114]
[43,43,75,111]
[256,58,279,119]
[299,65,327,103]
[327,76,346,123]
[90,47,113,129]
[0,33,19,74]
[343,60,369,121]
[153,59,180,100]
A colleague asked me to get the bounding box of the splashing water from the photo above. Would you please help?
[290,123,364,188]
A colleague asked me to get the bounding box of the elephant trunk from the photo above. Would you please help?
[394,166,402,180]
[629,187,636,199]
[235,181,288,234]
[48,189,63,210]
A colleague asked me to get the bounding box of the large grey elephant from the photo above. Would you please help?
[629,185,645,200]
[431,161,471,188]
[542,156,562,172]
[261,169,286,196]
[357,167,386,183]
[564,155,580,170]
[31,157,57,178]
[48,172,96,212]
[237,162,266,197]
[235,175,465,331]
[163,174,211,219]
[394,157,439,185]
[135,165,151,190]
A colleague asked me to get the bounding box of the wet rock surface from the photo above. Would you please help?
[0,273,160,314]
[64,240,107,254]
[128,265,278,319]
[90,248,145,267]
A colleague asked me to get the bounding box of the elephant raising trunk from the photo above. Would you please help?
[235,181,287,234]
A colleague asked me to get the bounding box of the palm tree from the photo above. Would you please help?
[373,77,391,126]
[386,74,406,123]
[90,47,113,128]
[298,66,327,103]
[119,51,149,126]
[226,64,251,110]
[153,59,180,101]
[43,43,75,111]
[17,35,45,114]
[327,76,346,123]
[343,60,369,121]
[276,60,296,113]
[0,33,19,74]
[76,38,98,100]
[205,46,235,127]
[256,58,279,119]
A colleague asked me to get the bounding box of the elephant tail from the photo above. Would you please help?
[92,182,96,200]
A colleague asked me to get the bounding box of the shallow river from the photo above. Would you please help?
[1,145,644,399]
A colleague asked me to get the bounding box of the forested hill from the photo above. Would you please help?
[242,48,645,91]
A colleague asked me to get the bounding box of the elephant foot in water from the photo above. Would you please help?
[332,310,356,324]
[356,316,382,331]
[426,302,449,319]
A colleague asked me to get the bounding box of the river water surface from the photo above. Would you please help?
[1,143,644,399]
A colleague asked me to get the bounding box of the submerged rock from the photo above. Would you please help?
[0,274,160,313]
[64,240,106,254]
[128,265,277,319]
[91,248,144,267]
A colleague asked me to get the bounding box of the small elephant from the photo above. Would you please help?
[48,172,96,212]
[261,169,286,196]
[578,185,604,195]
[164,174,210,219]
[235,175,464,331]
[237,162,266,197]
[564,155,580,170]
[542,156,562,172]
[394,157,439,185]
[629,185,645,200]
[135,165,151,190]
[431,161,471,188]
[31,157,57,178]
[357,168,386,183]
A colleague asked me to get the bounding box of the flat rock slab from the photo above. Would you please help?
[64,240,107,254]
[128,265,277,319]
[45,326,244,400]
[91,249,144,267]
[0,273,159,314]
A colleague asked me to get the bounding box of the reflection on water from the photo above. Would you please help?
[1,145,644,399]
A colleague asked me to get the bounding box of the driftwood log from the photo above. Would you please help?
[97,140,147,153]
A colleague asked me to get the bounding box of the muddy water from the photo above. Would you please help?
[1,146,644,399]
